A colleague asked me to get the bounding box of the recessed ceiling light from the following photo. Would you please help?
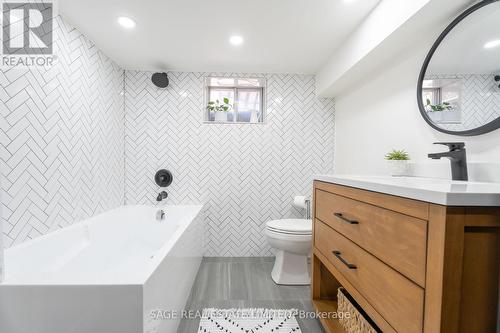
[484,39,500,49]
[117,16,136,29]
[229,35,244,46]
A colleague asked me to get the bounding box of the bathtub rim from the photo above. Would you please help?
[0,204,204,286]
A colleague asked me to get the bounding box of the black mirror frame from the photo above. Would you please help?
[417,0,500,136]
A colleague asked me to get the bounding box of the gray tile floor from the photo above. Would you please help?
[177,257,324,333]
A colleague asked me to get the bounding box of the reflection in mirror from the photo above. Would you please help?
[419,1,500,134]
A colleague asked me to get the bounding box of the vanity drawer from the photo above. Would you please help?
[314,181,429,220]
[315,220,424,333]
[315,189,427,286]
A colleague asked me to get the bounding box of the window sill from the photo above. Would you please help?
[203,121,266,125]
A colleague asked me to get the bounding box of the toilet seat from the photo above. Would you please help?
[266,227,311,235]
[265,228,312,241]
[266,219,312,235]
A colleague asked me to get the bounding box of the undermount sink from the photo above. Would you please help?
[314,175,500,206]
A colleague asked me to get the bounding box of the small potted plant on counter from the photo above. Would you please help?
[385,149,410,176]
[207,98,232,122]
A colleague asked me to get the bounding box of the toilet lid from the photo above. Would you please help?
[266,219,312,234]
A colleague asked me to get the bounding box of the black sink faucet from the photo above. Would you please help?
[428,142,468,181]
[156,191,168,202]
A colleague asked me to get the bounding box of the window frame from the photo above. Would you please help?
[422,87,441,105]
[203,77,266,124]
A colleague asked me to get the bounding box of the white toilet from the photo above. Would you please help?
[265,219,312,285]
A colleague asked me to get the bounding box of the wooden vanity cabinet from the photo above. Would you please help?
[311,180,500,333]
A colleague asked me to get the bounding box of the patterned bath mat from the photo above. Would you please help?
[198,308,302,333]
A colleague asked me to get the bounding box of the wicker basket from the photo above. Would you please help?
[337,288,379,333]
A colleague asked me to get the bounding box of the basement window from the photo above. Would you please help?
[204,77,265,123]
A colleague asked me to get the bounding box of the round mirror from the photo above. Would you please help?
[417,0,500,136]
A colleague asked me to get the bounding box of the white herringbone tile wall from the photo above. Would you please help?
[124,72,335,256]
[0,17,125,248]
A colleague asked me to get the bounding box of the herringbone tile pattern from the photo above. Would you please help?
[427,74,500,131]
[0,17,125,247]
[0,20,335,258]
[124,72,335,256]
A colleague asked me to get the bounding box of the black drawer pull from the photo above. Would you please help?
[334,213,359,225]
[332,250,357,269]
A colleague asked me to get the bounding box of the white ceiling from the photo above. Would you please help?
[59,0,380,73]
[427,1,500,75]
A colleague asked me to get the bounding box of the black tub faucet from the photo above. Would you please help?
[428,142,468,181]
[156,191,168,202]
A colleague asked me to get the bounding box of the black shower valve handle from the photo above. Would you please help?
[155,169,173,187]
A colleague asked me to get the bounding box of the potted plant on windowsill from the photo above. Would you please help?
[425,99,453,112]
[425,99,455,123]
[207,98,232,122]
[385,149,410,177]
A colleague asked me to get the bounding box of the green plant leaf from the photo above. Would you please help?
[385,149,410,161]
[223,97,229,104]
[425,99,453,112]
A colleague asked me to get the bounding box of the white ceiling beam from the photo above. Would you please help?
[315,0,475,98]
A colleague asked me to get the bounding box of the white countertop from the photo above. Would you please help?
[315,175,500,206]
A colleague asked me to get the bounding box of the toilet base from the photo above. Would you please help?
[271,250,310,285]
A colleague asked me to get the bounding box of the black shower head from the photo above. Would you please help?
[152,72,169,88]
[495,75,500,82]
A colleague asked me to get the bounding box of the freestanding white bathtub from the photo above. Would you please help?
[0,204,204,333]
